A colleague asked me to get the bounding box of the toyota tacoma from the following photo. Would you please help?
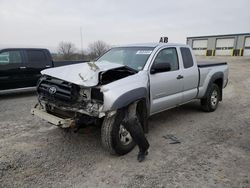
[31,43,229,155]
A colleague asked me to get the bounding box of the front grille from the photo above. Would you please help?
[37,76,79,103]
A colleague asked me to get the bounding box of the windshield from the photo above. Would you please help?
[96,47,154,71]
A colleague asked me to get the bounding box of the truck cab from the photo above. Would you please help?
[148,45,199,114]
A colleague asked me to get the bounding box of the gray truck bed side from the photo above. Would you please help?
[197,62,229,99]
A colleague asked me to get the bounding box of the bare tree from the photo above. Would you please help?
[88,40,110,60]
[57,41,77,60]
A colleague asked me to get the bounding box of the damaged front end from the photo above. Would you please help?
[31,63,137,128]
[32,75,104,128]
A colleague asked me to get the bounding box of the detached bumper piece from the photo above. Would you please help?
[31,105,74,128]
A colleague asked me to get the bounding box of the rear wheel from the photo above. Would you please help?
[201,83,220,112]
[101,112,136,155]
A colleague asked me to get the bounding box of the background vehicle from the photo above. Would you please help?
[0,48,87,93]
[31,43,229,155]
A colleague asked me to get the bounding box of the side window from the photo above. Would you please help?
[153,48,179,71]
[180,47,194,69]
[27,50,47,63]
[0,51,22,65]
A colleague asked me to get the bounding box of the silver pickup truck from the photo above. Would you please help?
[31,43,229,155]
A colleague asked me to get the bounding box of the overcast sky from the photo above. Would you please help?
[0,0,249,52]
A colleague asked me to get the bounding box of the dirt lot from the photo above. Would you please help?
[0,57,249,188]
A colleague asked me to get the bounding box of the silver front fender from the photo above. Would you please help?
[100,71,149,112]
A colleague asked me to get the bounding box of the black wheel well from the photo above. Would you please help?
[213,78,223,101]
[136,99,148,133]
[117,99,148,133]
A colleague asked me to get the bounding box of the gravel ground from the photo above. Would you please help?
[0,57,249,188]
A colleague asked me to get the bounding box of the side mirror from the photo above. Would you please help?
[150,62,171,74]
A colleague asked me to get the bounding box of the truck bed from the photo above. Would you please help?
[197,60,229,99]
[197,61,227,68]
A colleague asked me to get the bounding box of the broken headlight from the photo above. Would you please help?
[79,88,91,100]
[91,88,103,102]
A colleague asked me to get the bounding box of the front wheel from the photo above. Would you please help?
[101,112,136,155]
[201,84,220,112]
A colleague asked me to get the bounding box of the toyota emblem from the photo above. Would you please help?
[48,86,57,94]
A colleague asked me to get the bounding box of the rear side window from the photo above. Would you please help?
[0,51,22,65]
[27,50,47,63]
[180,47,194,69]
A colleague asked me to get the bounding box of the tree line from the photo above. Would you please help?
[53,40,111,61]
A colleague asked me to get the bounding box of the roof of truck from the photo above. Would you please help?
[0,48,49,51]
[120,43,187,48]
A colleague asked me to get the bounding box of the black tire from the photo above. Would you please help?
[201,83,220,112]
[101,112,136,155]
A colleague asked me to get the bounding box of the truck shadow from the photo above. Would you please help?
[50,100,202,146]
[51,100,202,148]
[148,100,202,131]
[35,100,203,160]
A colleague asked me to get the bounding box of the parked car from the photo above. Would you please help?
[0,48,87,93]
[31,43,229,155]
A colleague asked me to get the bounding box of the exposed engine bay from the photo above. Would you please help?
[99,66,137,85]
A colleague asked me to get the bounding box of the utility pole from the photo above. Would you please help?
[80,27,83,58]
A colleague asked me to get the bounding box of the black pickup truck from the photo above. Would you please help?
[0,48,87,93]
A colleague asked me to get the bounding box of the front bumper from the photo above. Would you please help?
[31,104,75,128]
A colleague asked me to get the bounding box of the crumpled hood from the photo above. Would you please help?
[41,61,124,87]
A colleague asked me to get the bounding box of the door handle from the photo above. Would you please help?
[176,75,184,79]
[19,66,27,69]
[45,65,51,68]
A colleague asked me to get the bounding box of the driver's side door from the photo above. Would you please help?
[149,47,184,115]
